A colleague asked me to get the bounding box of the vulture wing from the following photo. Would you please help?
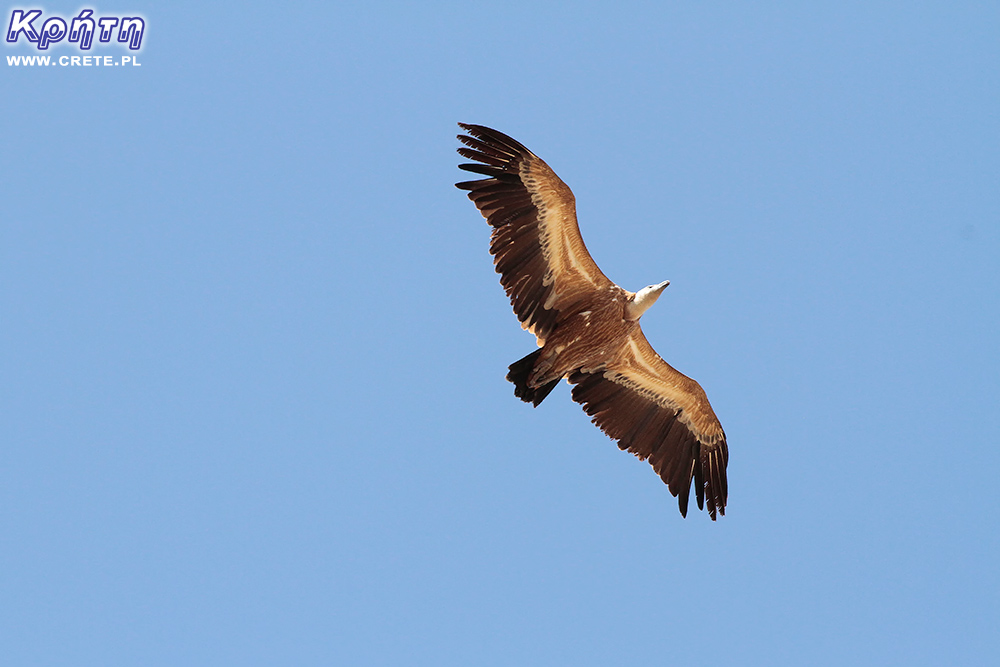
[456,123,616,345]
[569,328,729,519]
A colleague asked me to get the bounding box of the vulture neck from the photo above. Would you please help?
[625,281,670,321]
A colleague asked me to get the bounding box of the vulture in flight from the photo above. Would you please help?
[456,123,728,519]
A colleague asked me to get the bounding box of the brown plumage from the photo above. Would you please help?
[456,123,728,519]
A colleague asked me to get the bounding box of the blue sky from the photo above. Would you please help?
[3,2,998,664]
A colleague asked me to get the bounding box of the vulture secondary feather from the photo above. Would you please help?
[456,123,728,520]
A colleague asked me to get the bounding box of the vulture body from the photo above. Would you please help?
[456,123,728,519]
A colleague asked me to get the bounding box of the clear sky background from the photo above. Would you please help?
[3,2,998,665]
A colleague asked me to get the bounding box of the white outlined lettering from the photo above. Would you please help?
[117,17,143,50]
[6,9,42,43]
[6,9,145,50]
[68,9,96,50]
[37,16,66,49]
[97,17,118,43]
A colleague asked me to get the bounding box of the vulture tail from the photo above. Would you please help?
[506,350,559,407]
